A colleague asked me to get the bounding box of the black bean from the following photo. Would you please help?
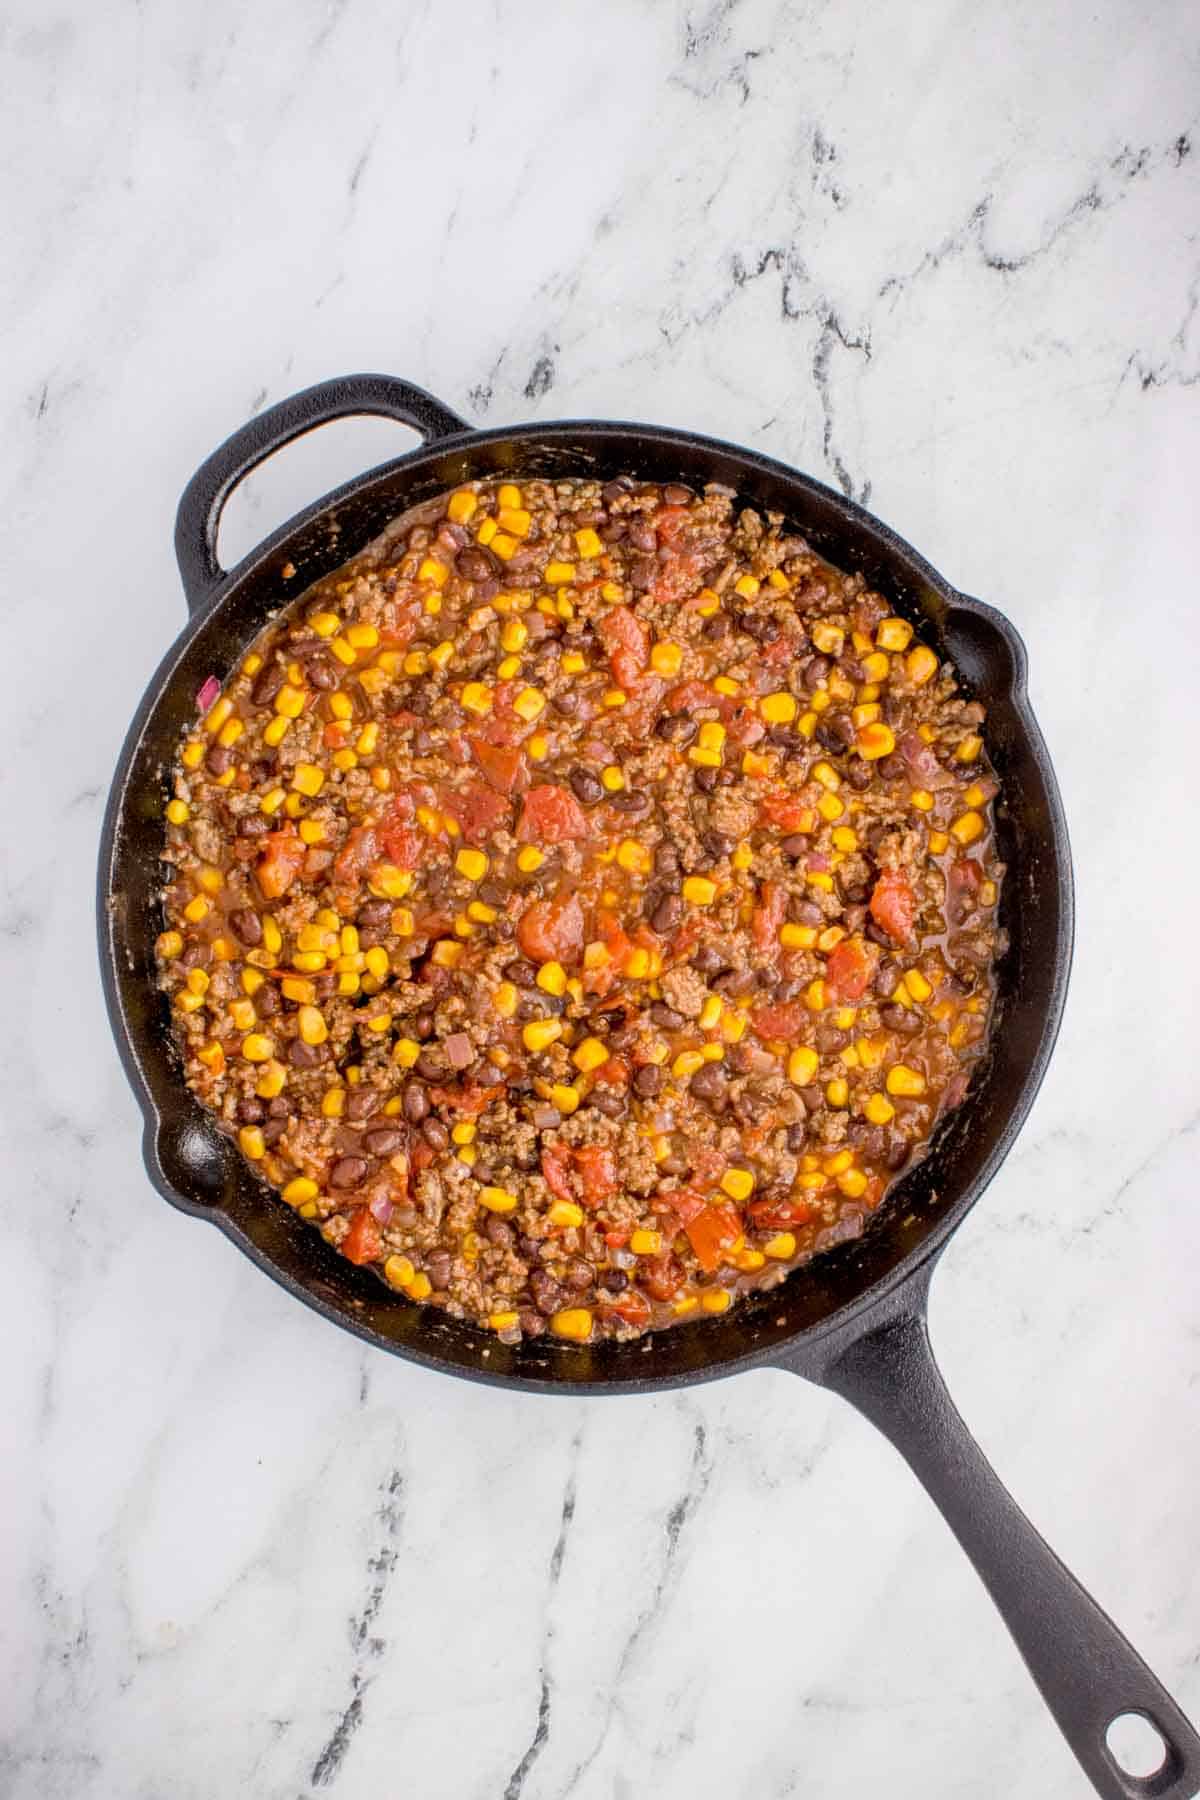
[690,1064,727,1107]
[633,1063,662,1098]
[503,958,537,986]
[651,894,684,935]
[346,1087,380,1121]
[880,1004,922,1035]
[569,766,603,806]
[847,761,872,791]
[205,744,233,777]
[229,907,263,946]
[255,984,280,1018]
[651,1002,687,1030]
[330,1155,368,1189]
[363,1126,405,1156]
[793,899,823,927]
[563,1258,594,1294]
[691,945,728,978]
[237,814,270,839]
[884,1133,911,1171]
[518,1309,547,1338]
[877,754,905,782]
[414,1011,435,1038]
[414,1051,445,1082]
[659,1153,690,1177]
[422,1117,450,1151]
[251,662,286,706]
[587,1089,625,1117]
[629,554,657,590]
[554,689,580,717]
[599,519,627,544]
[305,655,337,691]
[663,483,693,505]
[815,1024,847,1053]
[627,520,657,552]
[400,1083,430,1123]
[485,1216,515,1249]
[426,1250,453,1290]
[236,1097,264,1124]
[357,898,392,928]
[531,1271,567,1316]
[702,829,731,859]
[655,713,696,744]
[602,477,632,505]
[267,1096,289,1118]
[456,546,498,581]
[600,1267,629,1293]
[693,765,718,794]
[817,713,855,753]
[786,1120,808,1152]
[732,1088,767,1124]
[289,1038,319,1067]
[611,790,650,815]
[472,1159,495,1185]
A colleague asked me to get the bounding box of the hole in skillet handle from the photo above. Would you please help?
[1106,1713,1172,1788]
[150,1111,238,1212]
[174,374,470,617]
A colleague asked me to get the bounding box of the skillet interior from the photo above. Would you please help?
[100,423,1072,1391]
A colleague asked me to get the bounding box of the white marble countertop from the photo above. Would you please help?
[4,3,1199,1796]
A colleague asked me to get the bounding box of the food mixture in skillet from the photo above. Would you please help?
[158,476,1004,1343]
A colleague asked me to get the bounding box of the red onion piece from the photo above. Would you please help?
[807,852,831,872]
[444,1032,473,1069]
[196,675,221,713]
[369,1193,394,1224]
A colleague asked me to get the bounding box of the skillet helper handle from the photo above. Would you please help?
[819,1300,1200,1799]
[174,374,470,614]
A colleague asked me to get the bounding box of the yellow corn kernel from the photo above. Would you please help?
[886,1063,927,1097]
[574,526,603,559]
[546,1199,584,1232]
[734,573,760,598]
[157,929,184,960]
[696,721,726,753]
[701,1288,733,1315]
[522,1018,563,1053]
[903,968,933,1004]
[446,488,478,525]
[603,689,626,709]
[202,695,232,735]
[672,1050,705,1079]
[731,841,753,873]
[497,504,532,539]
[460,682,492,716]
[165,798,191,826]
[513,686,545,722]
[451,847,487,884]
[874,617,912,652]
[180,740,205,770]
[817,791,844,823]
[764,1232,797,1261]
[627,1227,662,1259]
[184,966,210,996]
[330,635,358,667]
[856,1036,885,1070]
[864,1092,895,1125]
[572,1037,609,1075]
[480,1186,519,1215]
[650,640,683,676]
[235,1123,266,1161]
[926,830,949,858]
[325,693,352,726]
[787,1045,820,1086]
[826,1076,849,1107]
[280,1176,316,1208]
[736,1249,767,1274]
[700,1042,724,1063]
[837,1168,869,1199]
[280,975,316,1005]
[183,895,210,924]
[174,989,205,1013]
[754,690,801,731]
[270,682,303,721]
[950,811,984,846]
[963,782,988,809]
[430,939,464,969]
[906,644,938,686]
[614,839,649,875]
[856,721,896,761]
[494,484,521,510]
[241,1032,274,1063]
[682,876,717,906]
[840,1043,861,1069]
[419,642,450,677]
[261,716,291,752]
[316,1085,344,1120]
[821,1149,852,1176]
[689,746,721,768]
[720,1167,755,1202]
[544,561,576,585]
[780,923,817,951]
[447,1123,476,1150]
[537,961,567,997]
[550,1308,592,1341]
[341,622,376,651]
[851,703,882,732]
[297,1005,328,1046]
[228,997,257,1030]
[810,621,844,657]
[956,734,983,763]
[831,827,858,855]
[698,994,723,1032]
[805,979,827,1011]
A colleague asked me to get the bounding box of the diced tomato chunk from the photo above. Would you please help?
[517,892,585,963]
[604,1288,652,1329]
[574,1145,617,1203]
[748,1195,816,1231]
[868,870,917,946]
[256,827,306,900]
[664,679,714,713]
[517,784,591,843]
[825,936,876,1001]
[750,1001,806,1041]
[684,1203,743,1273]
[751,879,787,951]
[447,779,510,846]
[640,1251,685,1302]
[469,736,528,794]
[597,605,649,691]
[342,1207,382,1266]
[541,1144,574,1201]
[760,792,812,832]
[654,1186,706,1227]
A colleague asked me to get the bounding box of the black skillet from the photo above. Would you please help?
[98,374,1200,1798]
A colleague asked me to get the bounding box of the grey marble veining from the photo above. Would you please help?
[3,2,1198,1796]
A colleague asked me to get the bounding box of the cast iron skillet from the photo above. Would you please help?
[99,374,1200,1798]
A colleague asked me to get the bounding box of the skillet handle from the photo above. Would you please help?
[806,1284,1200,1799]
[174,374,470,614]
